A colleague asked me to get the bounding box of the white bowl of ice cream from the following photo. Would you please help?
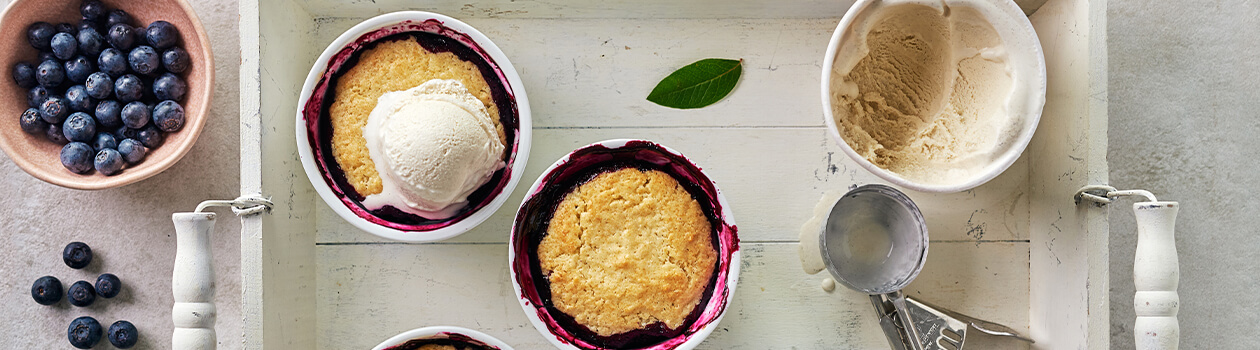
[297,11,531,241]
[821,0,1045,192]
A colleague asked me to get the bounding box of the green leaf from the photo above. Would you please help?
[647,58,743,109]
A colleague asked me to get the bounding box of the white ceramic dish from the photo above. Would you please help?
[372,326,514,350]
[508,139,741,350]
[295,11,531,242]
[820,0,1046,193]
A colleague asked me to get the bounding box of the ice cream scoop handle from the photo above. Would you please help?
[172,212,217,350]
[1132,202,1179,350]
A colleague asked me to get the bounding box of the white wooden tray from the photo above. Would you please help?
[237,0,1108,348]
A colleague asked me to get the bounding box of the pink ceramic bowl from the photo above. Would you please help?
[0,0,213,190]
[509,139,740,350]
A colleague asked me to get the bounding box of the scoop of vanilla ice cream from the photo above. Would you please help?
[361,79,505,219]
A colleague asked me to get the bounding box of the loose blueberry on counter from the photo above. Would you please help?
[114,74,143,102]
[67,280,95,307]
[40,96,69,124]
[77,27,106,57]
[107,10,132,29]
[27,22,55,50]
[107,24,135,51]
[63,241,93,268]
[85,72,112,99]
[121,101,149,129]
[107,320,138,348]
[28,86,51,108]
[36,60,65,88]
[117,138,145,164]
[153,73,186,101]
[61,142,94,173]
[31,276,63,305]
[162,47,190,73]
[152,100,185,132]
[97,48,128,77]
[68,316,102,349]
[57,22,77,35]
[95,149,124,175]
[93,133,118,151]
[47,124,69,144]
[51,32,78,60]
[21,108,48,134]
[13,62,36,88]
[137,124,163,148]
[63,112,97,142]
[64,56,94,83]
[95,273,122,298]
[145,21,179,49]
[65,85,94,112]
[128,46,159,75]
[94,100,122,128]
[80,1,107,22]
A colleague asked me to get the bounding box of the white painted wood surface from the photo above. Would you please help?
[238,0,1107,348]
[1025,0,1111,348]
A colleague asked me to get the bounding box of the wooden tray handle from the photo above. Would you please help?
[172,212,217,350]
[1133,202,1179,350]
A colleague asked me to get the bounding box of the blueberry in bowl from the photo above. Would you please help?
[107,23,135,50]
[63,112,97,143]
[84,71,112,99]
[64,85,93,111]
[63,56,94,83]
[36,59,64,88]
[117,138,145,163]
[95,147,124,175]
[40,95,69,124]
[127,45,159,75]
[12,61,36,88]
[76,27,105,57]
[97,47,128,77]
[0,0,213,189]
[20,107,47,134]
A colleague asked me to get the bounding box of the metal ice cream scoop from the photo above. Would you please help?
[819,184,1031,350]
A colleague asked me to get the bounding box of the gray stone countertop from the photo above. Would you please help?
[0,0,241,348]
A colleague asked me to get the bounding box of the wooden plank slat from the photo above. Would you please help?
[315,242,1027,349]
[310,17,836,127]
[316,127,1029,244]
